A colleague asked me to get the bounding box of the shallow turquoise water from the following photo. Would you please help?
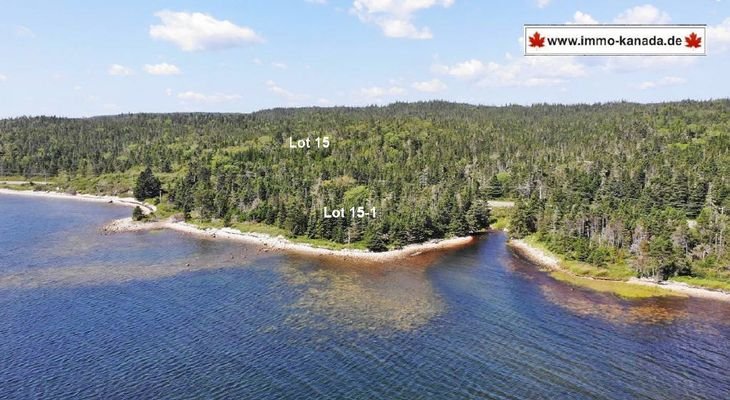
[1,194,729,399]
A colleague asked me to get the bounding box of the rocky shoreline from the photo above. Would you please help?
[103,217,475,261]
[508,238,730,302]
[0,188,474,261]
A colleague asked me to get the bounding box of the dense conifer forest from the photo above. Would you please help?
[1,100,728,282]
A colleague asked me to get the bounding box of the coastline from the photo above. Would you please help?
[0,188,156,214]
[103,217,475,261]
[3,186,728,296]
[627,278,730,302]
[0,188,474,261]
[508,239,560,270]
[508,238,730,302]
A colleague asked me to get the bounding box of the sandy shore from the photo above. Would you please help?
[508,238,730,302]
[508,239,560,270]
[0,187,473,261]
[0,188,156,214]
[628,278,730,302]
[104,217,475,261]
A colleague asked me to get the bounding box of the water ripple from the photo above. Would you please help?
[2,197,730,399]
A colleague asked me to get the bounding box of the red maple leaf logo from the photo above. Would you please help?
[685,32,702,48]
[529,32,545,48]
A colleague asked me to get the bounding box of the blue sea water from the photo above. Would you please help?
[1,194,729,399]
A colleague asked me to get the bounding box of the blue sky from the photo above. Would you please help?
[0,0,729,117]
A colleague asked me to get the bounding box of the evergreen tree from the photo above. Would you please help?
[669,172,689,212]
[132,206,145,221]
[649,236,677,280]
[465,199,490,233]
[448,212,470,237]
[687,182,707,218]
[487,175,504,199]
[365,224,388,252]
[133,167,161,201]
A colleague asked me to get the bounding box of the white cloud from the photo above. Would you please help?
[0,73,7,82]
[567,6,670,25]
[14,25,35,38]
[271,62,288,69]
[709,18,730,52]
[351,0,454,39]
[359,86,406,101]
[433,59,485,78]
[480,57,586,87]
[569,11,598,24]
[613,5,670,24]
[536,0,551,9]
[637,76,686,90]
[108,64,133,76]
[177,91,242,103]
[432,5,693,91]
[144,63,182,75]
[150,10,263,51]
[601,56,694,73]
[412,78,447,92]
[252,58,263,65]
[266,80,307,101]
[435,56,586,87]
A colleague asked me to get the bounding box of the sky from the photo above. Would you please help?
[0,0,729,117]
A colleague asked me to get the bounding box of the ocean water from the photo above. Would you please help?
[1,194,729,399]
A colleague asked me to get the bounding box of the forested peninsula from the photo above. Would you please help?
[0,100,728,288]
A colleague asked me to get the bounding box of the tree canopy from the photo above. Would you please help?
[0,101,727,270]
[133,167,161,201]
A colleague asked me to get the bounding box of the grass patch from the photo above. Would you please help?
[522,234,552,252]
[150,199,178,219]
[490,207,512,230]
[523,234,634,280]
[0,183,32,191]
[672,276,730,292]
[561,259,635,280]
[189,218,290,237]
[519,235,688,299]
[289,237,368,251]
[550,271,682,299]
[49,170,181,198]
[187,218,369,251]
[491,216,510,230]
[0,183,59,192]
